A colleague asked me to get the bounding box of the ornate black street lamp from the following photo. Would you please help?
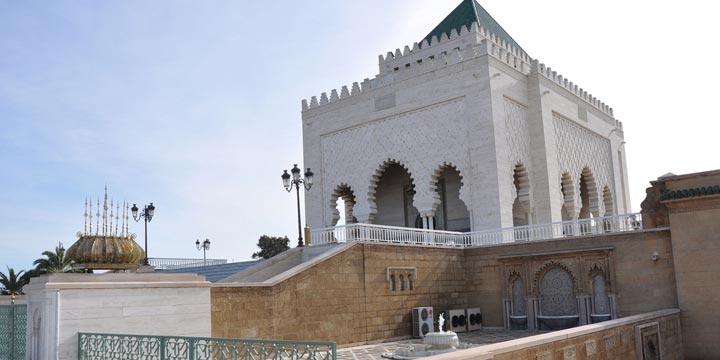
[131,202,155,266]
[196,238,211,266]
[281,164,313,247]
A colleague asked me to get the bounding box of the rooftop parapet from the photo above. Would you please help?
[531,60,616,119]
[302,22,530,112]
[302,22,617,122]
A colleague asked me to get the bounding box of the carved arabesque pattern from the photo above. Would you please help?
[553,113,613,216]
[319,99,469,225]
[503,98,532,203]
[540,268,578,316]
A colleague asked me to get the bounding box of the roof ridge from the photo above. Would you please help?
[421,0,525,55]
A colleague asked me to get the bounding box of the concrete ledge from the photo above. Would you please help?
[424,309,680,359]
[25,273,211,290]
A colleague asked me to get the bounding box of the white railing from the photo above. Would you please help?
[148,258,228,270]
[310,213,642,248]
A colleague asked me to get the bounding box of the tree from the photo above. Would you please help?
[0,267,34,295]
[251,235,290,259]
[33,243,74,274]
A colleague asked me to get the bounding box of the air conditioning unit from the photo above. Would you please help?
[466,307,483,331]
[412,307,434,338]
[442,309,467,333]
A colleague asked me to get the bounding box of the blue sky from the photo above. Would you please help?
[2,0,719,272]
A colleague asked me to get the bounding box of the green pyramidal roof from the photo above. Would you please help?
[422,0,525,54]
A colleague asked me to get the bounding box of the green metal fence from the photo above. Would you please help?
[78,332,336,360]
[0,304,26,360]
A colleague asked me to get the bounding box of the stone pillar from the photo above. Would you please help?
[502,299,511,330]
[609,294,618,320]
[25,273,211,360]
[577,295,591,325]
[527,297,538,331]
[526,61,563,224]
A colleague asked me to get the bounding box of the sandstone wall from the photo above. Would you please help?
[426,309,683,360]
[213,229,676,344]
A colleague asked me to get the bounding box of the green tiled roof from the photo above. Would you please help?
[659,186,720,201]
[422,0,525,53]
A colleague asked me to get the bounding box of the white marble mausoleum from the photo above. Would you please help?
[301,0,630,232]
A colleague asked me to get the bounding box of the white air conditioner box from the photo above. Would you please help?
[412,306,434,338]
[466,307,483,331]
[442,309,467,333]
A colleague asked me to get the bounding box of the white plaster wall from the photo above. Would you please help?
[24,274,210,360]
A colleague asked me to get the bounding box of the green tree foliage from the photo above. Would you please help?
[0,267,35,295]
[251,235,290,259]
[33,243,75,274]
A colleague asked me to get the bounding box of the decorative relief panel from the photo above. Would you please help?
[540,268,578,316]
[552,113,614,215]
[320,99,470,225]
[503,98,533,202]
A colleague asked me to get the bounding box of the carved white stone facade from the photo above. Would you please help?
[301,5,631,231]
[319,99,471,225]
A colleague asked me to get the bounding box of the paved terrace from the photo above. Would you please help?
[337,329,544,360]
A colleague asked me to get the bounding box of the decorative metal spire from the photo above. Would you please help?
[102,186,108,236]
[88,199,93,235]
[84,198,88,235]
[109,199,114,236]
[124,202,130,237]
[96,199,100,235]
[115,202,120,236]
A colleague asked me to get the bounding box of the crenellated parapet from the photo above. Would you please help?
[302,22,532,112]
[302,21,618,125]
[531,60,617,120]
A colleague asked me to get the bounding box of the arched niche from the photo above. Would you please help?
[430,164,470,231]
[370,160,418,227]
[512,163,531,227]
[579,167,599,219]
[330,184,356,226]
[560,172,575,221]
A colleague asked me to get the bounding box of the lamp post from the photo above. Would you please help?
[131,202,155,266]
[281,164,313,247]
[196,238,211,266]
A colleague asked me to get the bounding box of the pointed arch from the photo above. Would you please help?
[588,265,610,316]
[368,159,417,226]
[429,163,470,231]
[329,184,356,226]
[508,272,526,317]
[560,172,576,221]
[579,167,600,218]
[513,163,531,226]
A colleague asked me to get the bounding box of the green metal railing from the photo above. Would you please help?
[0,304,26,360]
[78,332,336,360]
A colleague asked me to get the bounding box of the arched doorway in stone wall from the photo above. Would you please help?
[372,161,418,227]
[330,184,356,226]
[432,164,470,231]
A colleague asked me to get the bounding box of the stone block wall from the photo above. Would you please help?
[213,229,676,345]
[464,228,677,326]
[212,244,469,344]
[24,273,211,360]
[426,309,683,360]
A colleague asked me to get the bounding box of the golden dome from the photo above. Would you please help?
[66,234,145,270]
[65,187,145,270]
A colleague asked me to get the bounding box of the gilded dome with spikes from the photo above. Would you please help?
[65,187,145,270]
